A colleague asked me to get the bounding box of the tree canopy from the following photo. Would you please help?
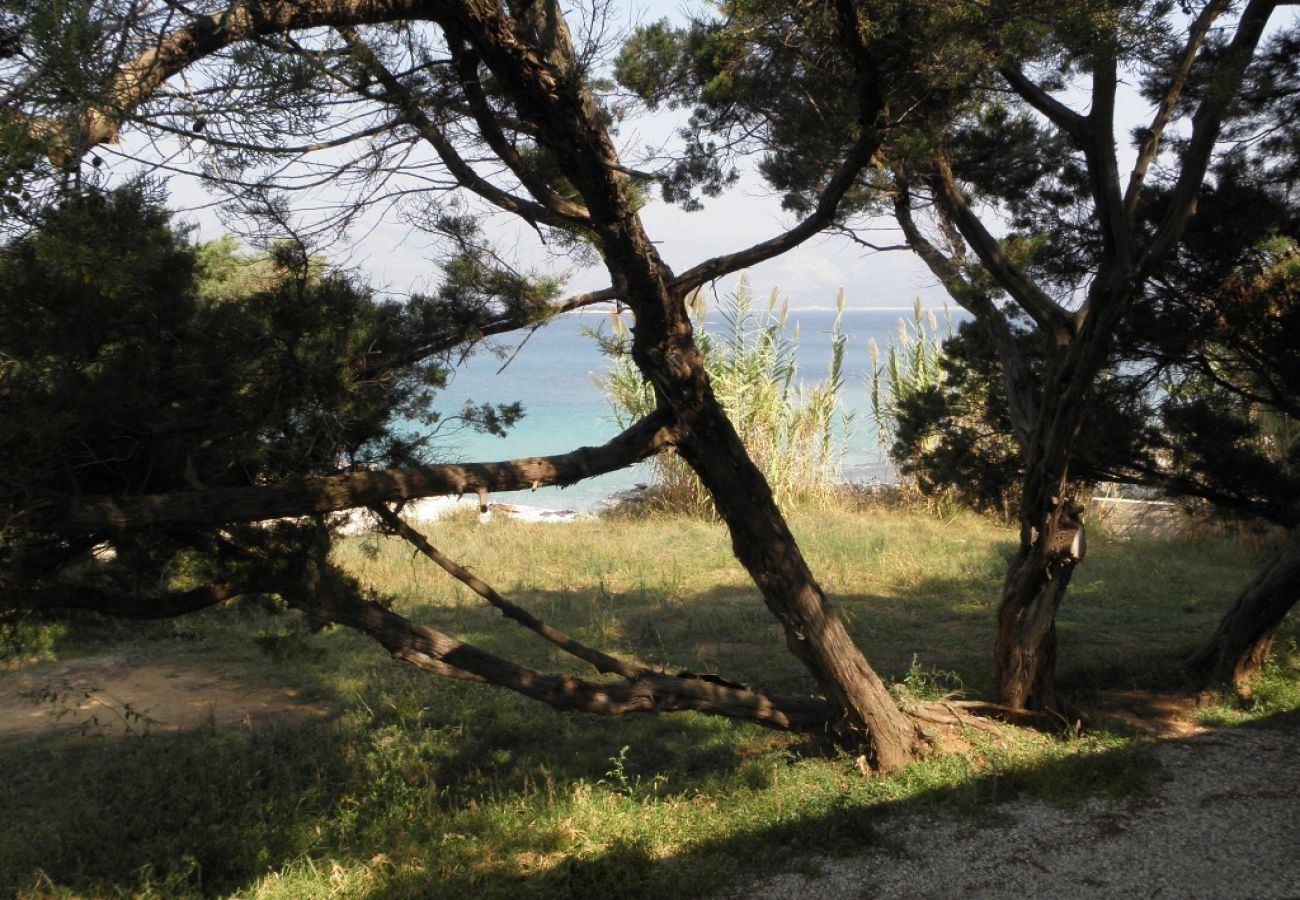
[624,0,1293,708]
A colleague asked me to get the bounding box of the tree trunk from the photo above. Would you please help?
[447,2,926,769]
[676,395,928,769]
[995,504,1084,711]
[994,384,1091,712]
[613,265,925,768]
[1186,526,1300,695]
[613,226,924,768]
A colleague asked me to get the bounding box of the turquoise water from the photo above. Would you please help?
[421,307,962,510]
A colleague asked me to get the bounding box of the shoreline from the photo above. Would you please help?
[339,481,910,532]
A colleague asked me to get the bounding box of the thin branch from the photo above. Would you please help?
[18,0,434,167]
[668,133,882,290]
[1124,0,1233,217]
[25,579,254,619]
[829,223,909,253]
[336,26,587,231]
[669,1,887,293]
[372,503,649,679]
[141,110,398,155]
[379,283,620,375]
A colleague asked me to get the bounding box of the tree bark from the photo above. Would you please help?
[996,497,1084,711]
[1186,526,1300,695]
[675,399,928,768]
[991,307,1111,711]
[14,412,683,533]
[445,0,926,768]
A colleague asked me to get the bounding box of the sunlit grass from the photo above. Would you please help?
[2,503,1295,898]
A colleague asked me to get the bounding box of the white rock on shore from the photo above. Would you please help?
[336,495,588,534]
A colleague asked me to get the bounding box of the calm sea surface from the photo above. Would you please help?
[422,307,965,510]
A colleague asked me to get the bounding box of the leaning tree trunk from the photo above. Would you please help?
[1186,526,1300,695]
[442,2,925,769]
[612,243,925,770]
[674,389,927,768]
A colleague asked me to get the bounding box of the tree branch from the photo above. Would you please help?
[23,579,253,620]
[663,0,887,294]
[890,172,1037,446]
[21,0,439,167]
[929,155,1074,345]
[14,411,686,533]
[337,25,588,230]
[317,582,838,732]
[1084,50,1133,279]
[1124,0,1232,217]
[666,121,880,293]
[445,30,591,221]
[1139,0,1281,275]
[998,65,1089,143]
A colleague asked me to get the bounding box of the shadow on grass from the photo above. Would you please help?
[3,544,1292,898]
[0,695,1165,899]
[394,562,1240,709]
[366,707,1300,900]
[0,668,789,897]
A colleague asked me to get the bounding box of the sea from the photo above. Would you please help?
[421,306,966,511]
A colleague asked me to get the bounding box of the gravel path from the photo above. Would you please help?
[727,725,1300,899]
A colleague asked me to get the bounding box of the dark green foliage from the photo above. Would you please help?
[892,176,1300,526]
[0,186,526,636]
[614,3,996,214]
[891,320,1027,515]
[0,187,444,501]
[1147,243,1300,526]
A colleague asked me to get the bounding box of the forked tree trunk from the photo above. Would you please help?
[996,500,1084,711]
[1186,526,1300,695]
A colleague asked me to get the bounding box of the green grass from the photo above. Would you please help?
[2,504,1296,898]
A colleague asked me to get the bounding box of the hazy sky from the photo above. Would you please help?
[133,0,1258,312]
[122,0,952,311]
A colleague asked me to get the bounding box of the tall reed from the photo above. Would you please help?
[867,297,951,453]
[596,276,850,514]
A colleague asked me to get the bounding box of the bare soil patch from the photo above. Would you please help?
[1088,689,1217,739]
[727,723,1300,899]
[0,653,331,740]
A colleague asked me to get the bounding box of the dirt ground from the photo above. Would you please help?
[727,722,1300,899]
[0,652,330,739]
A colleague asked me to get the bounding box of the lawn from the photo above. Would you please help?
[2,502,1296,898]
